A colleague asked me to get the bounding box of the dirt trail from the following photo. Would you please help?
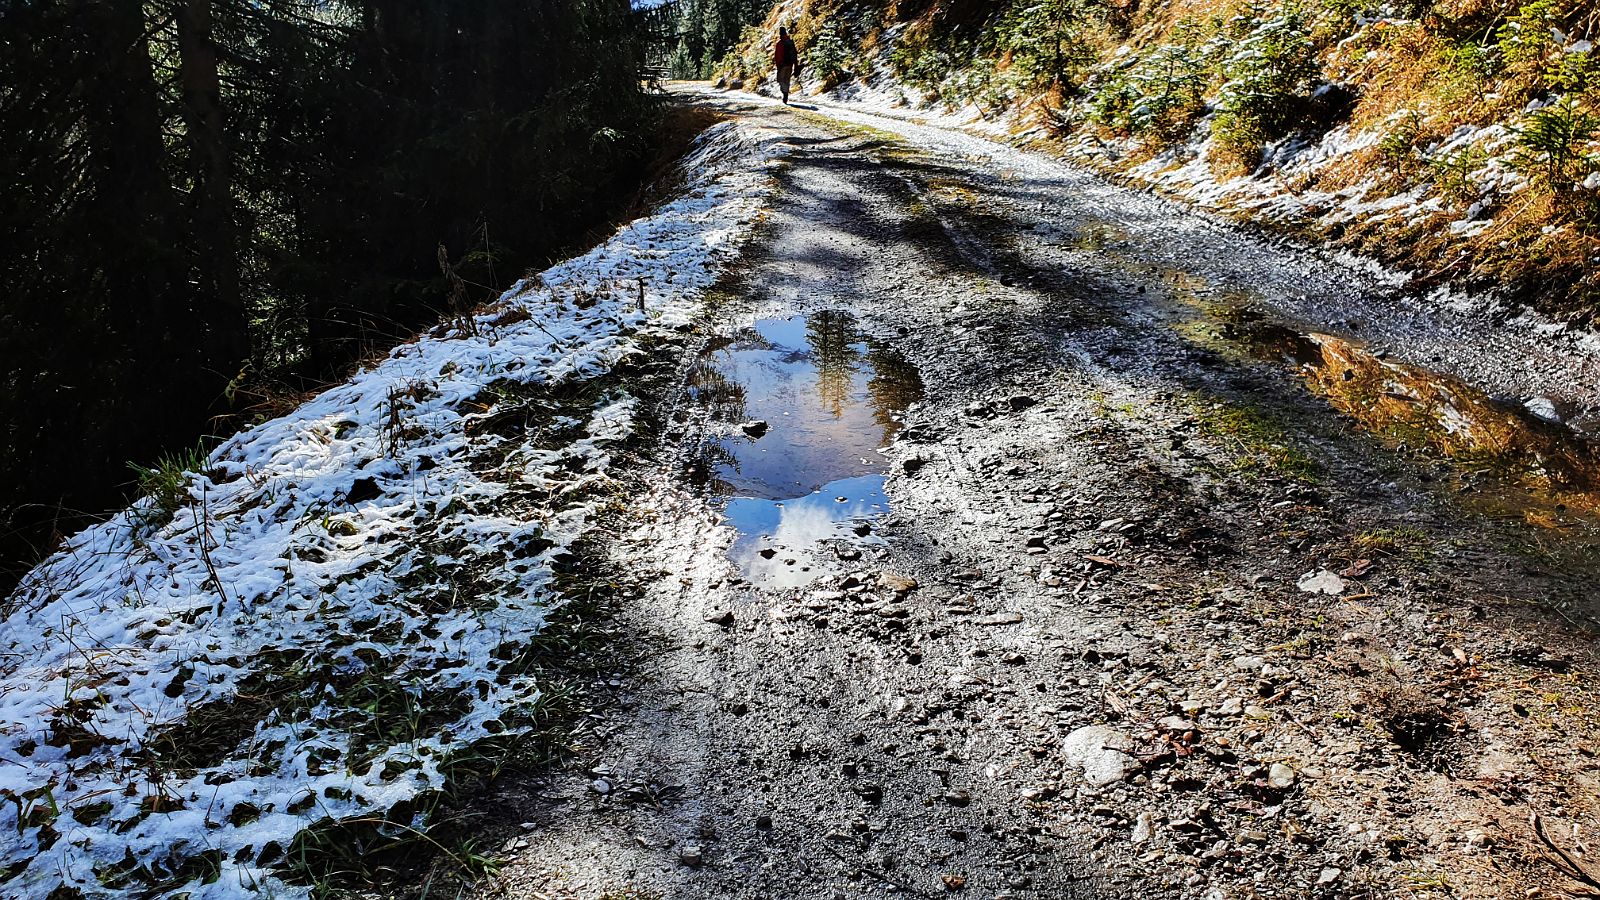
[480,96,1600,900]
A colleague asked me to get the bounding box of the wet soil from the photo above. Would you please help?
[481,95,1600,900]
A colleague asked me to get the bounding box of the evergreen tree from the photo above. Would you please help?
[0,0,655,590]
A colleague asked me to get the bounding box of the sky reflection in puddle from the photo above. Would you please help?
[685,310,921,586]
[723,474,889,588]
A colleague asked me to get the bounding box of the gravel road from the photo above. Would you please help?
[474,95,1600,900]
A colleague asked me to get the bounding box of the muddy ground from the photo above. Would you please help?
[461,95,1600,900]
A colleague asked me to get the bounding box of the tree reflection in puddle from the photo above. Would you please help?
[684,310,922,587]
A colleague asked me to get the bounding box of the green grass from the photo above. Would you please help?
[1353,526,1431,560]
[127,442,210,534]
[1193,400,1320,481]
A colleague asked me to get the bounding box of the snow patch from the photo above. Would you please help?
[0,120,785,898]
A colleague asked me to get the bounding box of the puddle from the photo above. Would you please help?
[1175,291,1600,550]
[685,310,923,587]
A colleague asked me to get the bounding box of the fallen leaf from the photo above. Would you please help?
[1339,558,1373,578]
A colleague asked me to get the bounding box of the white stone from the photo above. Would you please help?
[1297,570,1346,595]
[1062,725,1138,786]
[1132,811,1154,844]
[1268,763,1296,789]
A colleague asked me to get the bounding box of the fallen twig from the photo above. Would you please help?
[1532,812,1600,896]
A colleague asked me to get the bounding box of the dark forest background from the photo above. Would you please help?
[661,0,769,79]
[0,0,669,590]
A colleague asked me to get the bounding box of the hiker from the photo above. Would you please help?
[774,26,801,105]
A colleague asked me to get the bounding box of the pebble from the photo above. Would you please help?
[1062,725,1138,786]
[1296,570,1346,595]
[1267,763,1297,789]
[1132,811,1154,844]
[977,612,1024,626]
[883,573,918,595]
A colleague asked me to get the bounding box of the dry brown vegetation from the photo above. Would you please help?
[731,0,1600,320]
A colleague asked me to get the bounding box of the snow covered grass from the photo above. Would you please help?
[0,119,784,899]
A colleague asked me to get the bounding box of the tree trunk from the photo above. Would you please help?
[179,0,249,391]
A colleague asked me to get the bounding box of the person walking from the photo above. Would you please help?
[774,27,801,105]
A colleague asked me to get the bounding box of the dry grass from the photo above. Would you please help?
[749,0,1600,317]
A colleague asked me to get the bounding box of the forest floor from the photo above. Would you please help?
[469,91,1600,900]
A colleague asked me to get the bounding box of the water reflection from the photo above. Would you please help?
[724,475,889,588]
[1176,291,1600,546]
[685,311,923,586]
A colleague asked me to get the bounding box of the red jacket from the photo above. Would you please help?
[774,36,798,68]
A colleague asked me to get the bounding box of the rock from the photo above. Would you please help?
[1062,725,1138,787]
[345,477,381,504]
[1233,655,1265,671]
[1007,395,1038,412]
[755,814,773,830]
[1317,867,1341,885]
[1525,396,1562,423]
[590,778,612,795]
[977,612,1024,626]
[853,783,884,804]
[1297,569,1346,595]
[902,456,927,475]
[1217,698,1243,716]
[679,845,704,867]
[740,420,769,438]
[1157,716,1197,733]
[943,790,971,807]
[705,609,735,627]
[883,574,918,595]
[728,77,745,90]
[758,548,777,559]
[1267,762,1296,789]
[1131,811,1154,844]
